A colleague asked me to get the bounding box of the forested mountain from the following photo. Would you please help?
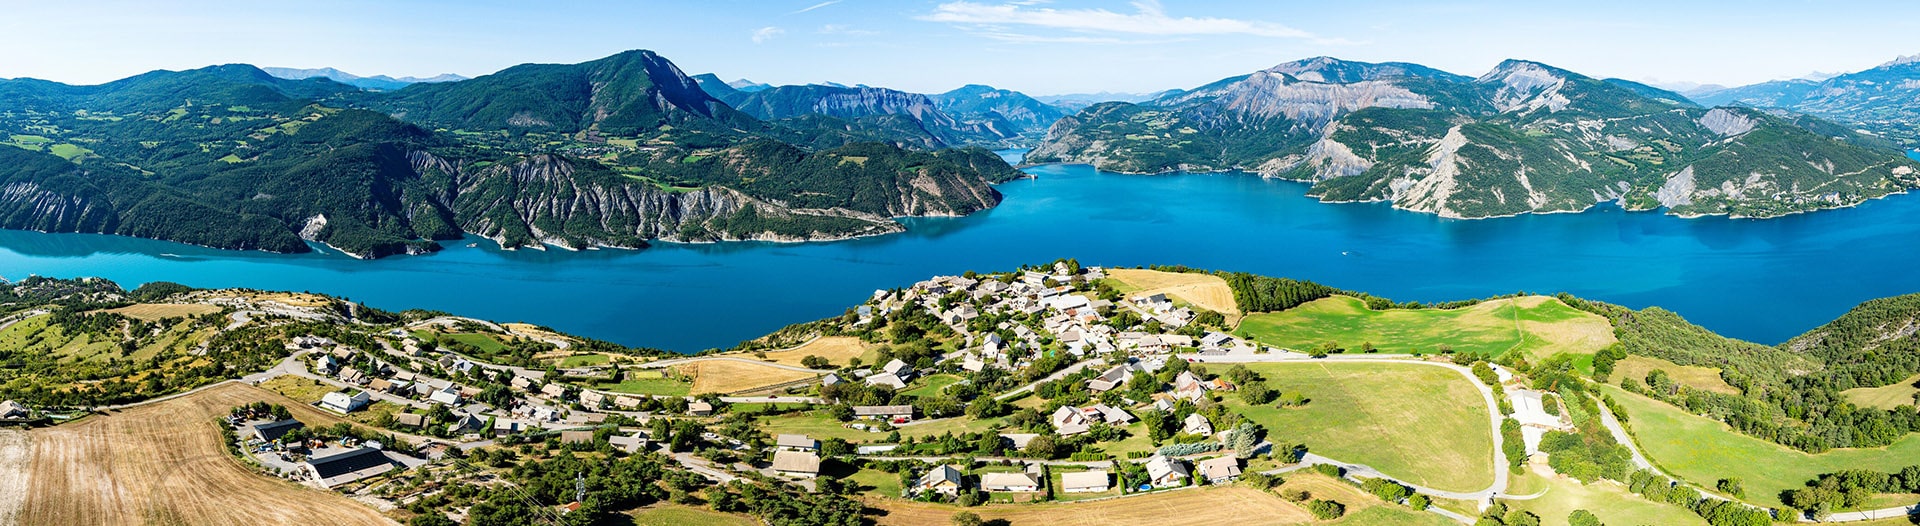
[0,51,1022,258]
[260,67,467,91]
[1689,55,1920,145]
[693,75,1065,149]
[930,84,1068,140]
[1029,57,1920,219]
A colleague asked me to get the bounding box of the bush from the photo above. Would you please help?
[1567,509,1602,526]
[1306,499,1346,520]
[1407,494,1430,510]
[1281,488,1310,502]
[1361,478,1413,503]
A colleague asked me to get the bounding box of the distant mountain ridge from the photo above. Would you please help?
[1687,54,1920,145]
[0,51,1022,258]
[1030,56,1920,219]
[261,67,466,90]
[692,75,1066,149]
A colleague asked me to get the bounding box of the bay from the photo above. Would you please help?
[3,149,1920,352]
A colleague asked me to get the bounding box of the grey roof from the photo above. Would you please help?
[1060,470,1111,490]
[918,465,965,488]
[305,447,392,480]
[1197,456,1242,479]
[775,434,817,449]
[250,419,304,442]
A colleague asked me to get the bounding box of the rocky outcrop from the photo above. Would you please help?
[1697,108,1756,137]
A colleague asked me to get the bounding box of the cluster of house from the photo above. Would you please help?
[910,463,1108,496]
[1049,403,1135,436]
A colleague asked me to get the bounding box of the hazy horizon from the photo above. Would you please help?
[4,0,1918,96]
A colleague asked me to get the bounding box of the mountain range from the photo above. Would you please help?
[260,67,467,91]
[691,75,1065,149]
[1687,55,1920,145]
[1028,56,1920,219]
[0,50,1020,258]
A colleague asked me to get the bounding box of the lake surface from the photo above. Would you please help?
[4,150,1920,352]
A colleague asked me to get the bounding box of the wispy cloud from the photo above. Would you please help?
[920,0,1335,42]
[793,0,841,14]
[752,26,785,44]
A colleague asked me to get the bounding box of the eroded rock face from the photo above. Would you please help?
[1697,108,1756,137]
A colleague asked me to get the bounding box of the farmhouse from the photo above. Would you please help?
[775,434,818,452]
[852,405,914,423]
[915,465,966,496]
[303,447,398,488]
[771,450,821,478]
[978,471,1042,492]
[1196,456,1242,484]
[318,391,371,414]
[1144,455,1189,488]
[249,419,304,442]
[1060,470,1111,493]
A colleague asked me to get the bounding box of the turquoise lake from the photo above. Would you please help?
[4,150,1920,352]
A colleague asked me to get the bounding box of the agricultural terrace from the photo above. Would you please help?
[19,382,390,526]
[1221,361,1495,493]
[97,303,222,321]
[1607,385,1920,508]
[756,336,875,368]
[685,360,818,395]
[1105,268,1241,318]
[592,369,692,397]
[1235,295,1614,359]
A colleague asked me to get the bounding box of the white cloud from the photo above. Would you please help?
[794,0,842,14]
[752,26,785,44]
[919,0,1321,40]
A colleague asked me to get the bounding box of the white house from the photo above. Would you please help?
[319,391,371,414]
[428,385,462,406]
[771,450,821,479]
[1182,413,1214,436]
[1060,470,1111,493]
[916,465,966,496]
[1196,456,1242,484]
[979,472,1042,492]
[1051,406,1091,436]
[1144,455,1189,488]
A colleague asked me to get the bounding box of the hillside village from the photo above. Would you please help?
[0,265,1910,526]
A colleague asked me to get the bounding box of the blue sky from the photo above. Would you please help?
[5,0,1918,95]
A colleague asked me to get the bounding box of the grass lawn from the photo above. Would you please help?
[901,374,964,398]
[897,414,1009,439]
[1610,356,1737,395]
[1234,295,1613,359]
[1220,361,1494,493]
[556,353,610,367]
[1842,373,1920,410]
[592,370,691,396]
[846,466,904,498]
[1049,467,1120,502]
[1607,385,1920,508]
[440,332,507,354]
[1503,474,1707,526]
[259,375,342,404]
[758,412,887,442]
[625,504,755,526]
[1276,472,1452,526]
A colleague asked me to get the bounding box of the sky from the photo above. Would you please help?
[4,0,1919,95]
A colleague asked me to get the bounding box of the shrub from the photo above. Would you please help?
[1306,499,1346,520]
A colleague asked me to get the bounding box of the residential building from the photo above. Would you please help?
[1086,365,1131,392]
[915,465,966,496]
[688,400,713,416]
[852,405,914,423]
[1144,455,1189,488]
[428,385,462,406]
[609,430,651,453]
[0,400,28,419]
[559,430,594,444]
[772,450,821,478]
[775,434,818,452]
[864,372,907,390]
[1183,413,1214,436]
[1196,456,1242,484]
[393,413,425,429]
[1060,470,1111,493]
[1051,406,1091,436]
[319,391,371,414]
[979,472,1042,492]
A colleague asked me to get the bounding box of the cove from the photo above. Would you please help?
[3,150,1920,352]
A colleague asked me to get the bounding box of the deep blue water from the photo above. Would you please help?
[3,150,1920,352]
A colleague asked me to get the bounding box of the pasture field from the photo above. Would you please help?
[1607,385,1920,507]
[593,369,692,396]
[756,336,873,367]
[1106,269,1241,316]
[686,360,817,395]
[99,303,222,321]
[625,503,755,526]
[20,382,391,525]
[901,374,964,397]
[1503,470,1708,526]
[1610,356,1739,395]
[1221,361,1494,493]
[1234,295,1614,358]
[1842,373,1920,410]
[438,332,506,354]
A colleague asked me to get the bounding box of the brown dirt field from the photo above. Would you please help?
[756,336,872,367]
[1613,356,1739,395]
[98,303,222,321]
[870,486,1310,526]
[1107,269,1240,316]
[0,429,28,524]
[22,382,395,526]
[687,360,818,395]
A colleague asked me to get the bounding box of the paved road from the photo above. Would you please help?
[0,309,48,333]
[634,355,826,374]
[994,359,1099,401]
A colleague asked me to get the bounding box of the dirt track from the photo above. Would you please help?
[21,382,395,525]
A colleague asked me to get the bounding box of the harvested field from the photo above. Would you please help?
[1237,295,1613,358]
[0,429,28,524]
[871,486,1308,526]
[757,336,872,367]
[687,360,817,395]
[1107,269,1240,316]
[99,303,222,321]
[22,382,393,525]
[1612,356,1739,395]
